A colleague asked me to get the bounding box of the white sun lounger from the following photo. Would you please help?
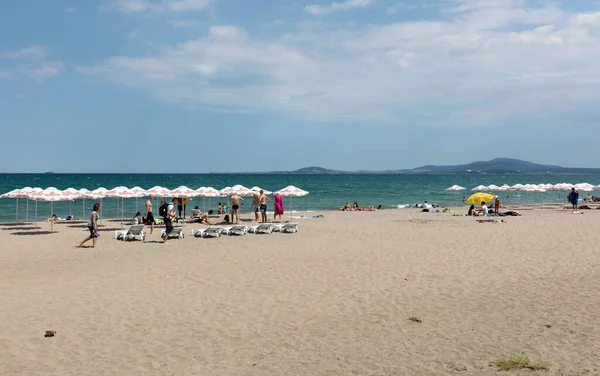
[248,223,275,234]
[114,224,146,241]
[227,225,248,236]
[281,223,299,233]
[161,226,184,239]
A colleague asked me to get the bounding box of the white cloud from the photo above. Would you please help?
[2,45,46,60]
[25,61,64,82]
[169,19,201,28]
[304,0,373,15]
[101,0,211,13]
[1,46,63,82]
[78,1,600,125]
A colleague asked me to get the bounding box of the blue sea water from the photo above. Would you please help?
[1,173,600,222]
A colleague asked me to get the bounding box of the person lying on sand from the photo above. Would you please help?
[187,211,231,225]
[339,203,351,211]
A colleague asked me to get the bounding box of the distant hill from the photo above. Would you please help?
[409,158,566,174]
[213,158,600,174]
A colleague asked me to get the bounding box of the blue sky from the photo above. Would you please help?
[1,0,600,172]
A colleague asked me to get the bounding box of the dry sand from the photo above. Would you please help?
[1,208,599,375]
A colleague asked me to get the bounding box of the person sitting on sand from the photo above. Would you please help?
[352,202,359,210]
[377,205,383,210]
[339,203,350,211]
[45,214,58,222]
[131,212,143,225]
[467,205,476,216]
[481,201,489,216]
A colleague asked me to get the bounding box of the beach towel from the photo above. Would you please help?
[274,195,284,216]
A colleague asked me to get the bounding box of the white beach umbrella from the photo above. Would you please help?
[472,185,487,191]
[199,187,224,212]
[487,184,501,191]
[445,185,466,206]
[62,188,81,217]
[274,185,309,219]
[146,186,171,197]
[219,186,233,196]
[250,186,273,195]
[171,186,198,197]
[170,186,199,217]
[0,189,23,222]
[500,184,512,191]
[146,186,172,210]
[24,188,43,226]
[17,187,35,223]
[129,186,148,213]
[445,185,466,191]
[229,185,253,196]
[29,187,71,232]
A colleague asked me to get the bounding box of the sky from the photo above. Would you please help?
[1,0,600,172]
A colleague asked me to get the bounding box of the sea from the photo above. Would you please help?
[1,173,600,223]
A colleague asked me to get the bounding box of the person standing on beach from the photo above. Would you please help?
[229,194,243,224]
[571,187,579,212]
[252,190,260,222]
[494,196,500,214]
[273,192,284,221]
[162,198,178,243]
[259,190,270,223]
[79,203,101,248]
[145,195,155,234]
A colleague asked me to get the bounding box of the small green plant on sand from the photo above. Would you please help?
[494,356,550,371]
[408,316,422,323]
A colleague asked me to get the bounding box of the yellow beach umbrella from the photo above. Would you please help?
[465,192,495,205]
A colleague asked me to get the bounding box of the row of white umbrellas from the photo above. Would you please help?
[0,185,310,231]
[446,183,600,193]
[0,184,309,201]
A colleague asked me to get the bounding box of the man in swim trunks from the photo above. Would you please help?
[252,190,260,222]
[259,189,270,223]
[229,194,243,224]
[145,195,155,234]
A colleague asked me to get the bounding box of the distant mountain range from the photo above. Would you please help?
[251,159,600,174]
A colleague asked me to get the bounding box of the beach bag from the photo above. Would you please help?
[159,203,169,217]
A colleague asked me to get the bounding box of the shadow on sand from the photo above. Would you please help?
[11,231,55,236]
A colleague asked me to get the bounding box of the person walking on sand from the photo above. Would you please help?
[162,198,178,243]
[494,196,500,214]
[79,203,101,248]
[571,187,580,212]
[273,192,284,221]
[259,189,270,223]
[252,190,260,222]
[229,194,243,224]
[145,195,155,234]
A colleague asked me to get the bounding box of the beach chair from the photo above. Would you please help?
[228,225,248,236]
[161,226,184,239]
[248,223,275,234]
[191,209,201,219]
[281,223,299,233]
[114,225,145,241]
[202,227,226,238]
[191,228,206,238]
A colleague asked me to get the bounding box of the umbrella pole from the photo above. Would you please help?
[16,198,18,223]
[70,201,72,217]
[51,201,54,233]
[121,198,124,230]
[26,199,29,223]
[100,198,103,226]
[35,201,38,228]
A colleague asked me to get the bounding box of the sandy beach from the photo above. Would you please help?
[1,208,599,375]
